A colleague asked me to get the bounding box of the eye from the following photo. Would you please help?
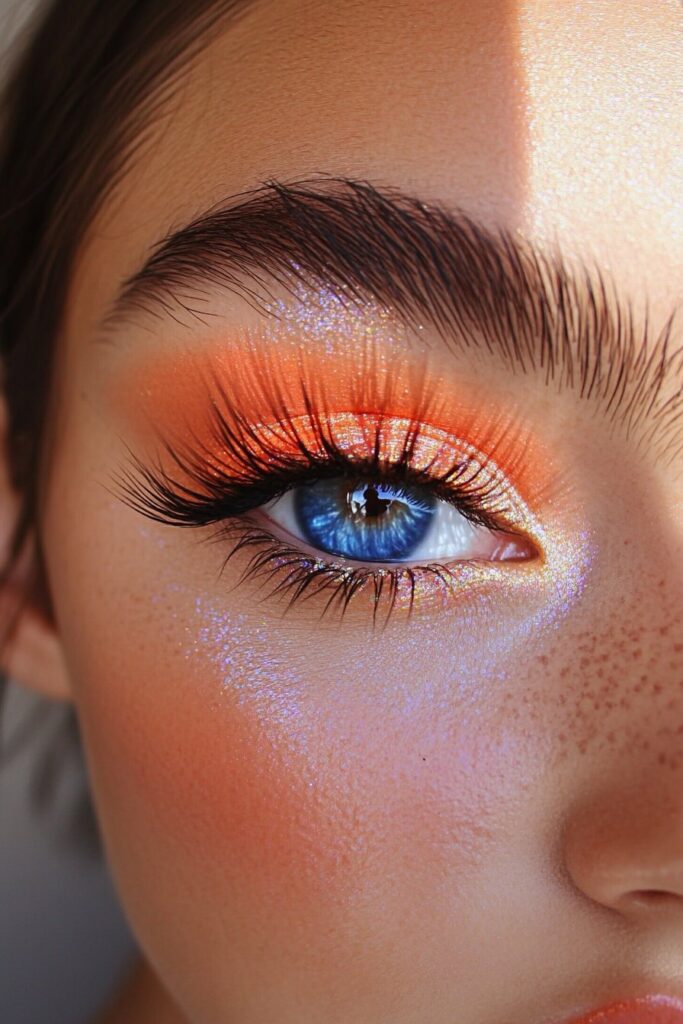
[260,477,531,565]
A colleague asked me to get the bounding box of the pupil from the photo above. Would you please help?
[354,484,392,518]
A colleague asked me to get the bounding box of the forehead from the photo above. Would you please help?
[70,0,680,345]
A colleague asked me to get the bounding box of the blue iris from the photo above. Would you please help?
[294,479,436,562]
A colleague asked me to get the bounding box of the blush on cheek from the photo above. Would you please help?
[68,573,548,1020]
[76,624,508,935]
[80,630,516,913]
[78,650,357,921]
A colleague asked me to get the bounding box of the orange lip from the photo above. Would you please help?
[565,995,683,1024]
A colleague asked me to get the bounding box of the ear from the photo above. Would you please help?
[0,392,72,702]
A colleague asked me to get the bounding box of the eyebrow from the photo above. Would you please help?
[100,176,682,461]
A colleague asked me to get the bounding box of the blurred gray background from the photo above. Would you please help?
[0,3,138,1022]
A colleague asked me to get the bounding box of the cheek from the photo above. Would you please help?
[62,580,535,1022]
[72,594,510,919]
[55,523,532,976]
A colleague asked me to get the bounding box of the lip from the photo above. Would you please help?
[564,996,683,1023]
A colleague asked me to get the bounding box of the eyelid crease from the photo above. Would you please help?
[111,332,568,515]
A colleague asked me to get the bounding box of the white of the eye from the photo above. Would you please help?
[263,488,519,563]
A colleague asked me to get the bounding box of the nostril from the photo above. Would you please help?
[630,889,683,908]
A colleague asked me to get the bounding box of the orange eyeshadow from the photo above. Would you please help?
[111,338,562,512]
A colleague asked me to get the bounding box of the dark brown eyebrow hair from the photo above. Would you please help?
[101,175,682,462]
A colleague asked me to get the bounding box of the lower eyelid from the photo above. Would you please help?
[207,514,545,626]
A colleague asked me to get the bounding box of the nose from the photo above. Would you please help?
[562,779,683,923]
[557,521,683,930]
[559,621,683,929]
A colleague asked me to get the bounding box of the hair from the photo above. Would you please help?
[0,0,245,850]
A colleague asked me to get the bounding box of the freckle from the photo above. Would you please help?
[673,643,682,653]
[606,731,615,742]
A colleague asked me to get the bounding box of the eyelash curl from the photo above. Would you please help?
[110,352,533,625]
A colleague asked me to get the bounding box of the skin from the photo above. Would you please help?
[1,1,682,1022]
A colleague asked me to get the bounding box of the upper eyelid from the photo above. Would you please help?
[113,336,561,516]
[248,414,521,523]
[110,403,542,564]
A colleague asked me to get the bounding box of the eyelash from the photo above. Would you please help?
[110,369,530,624]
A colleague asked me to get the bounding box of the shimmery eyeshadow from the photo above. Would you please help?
[257,276,424,362]
[179,519,595,719]
[113,334,561,514]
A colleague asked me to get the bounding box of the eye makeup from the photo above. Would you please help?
[112,304,559,510]
[107,284,584,624]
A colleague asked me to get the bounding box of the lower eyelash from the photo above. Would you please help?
[205,517,494,626]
